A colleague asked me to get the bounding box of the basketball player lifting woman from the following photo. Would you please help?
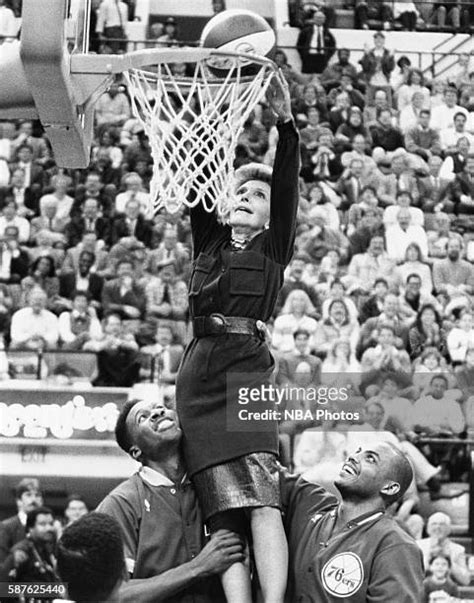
[176,71,299,602]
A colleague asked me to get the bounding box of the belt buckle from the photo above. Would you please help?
[210,313,227,334]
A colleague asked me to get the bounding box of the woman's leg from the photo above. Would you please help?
[220,558,252,603]
[251,507,288,603]
[209,510,252,603]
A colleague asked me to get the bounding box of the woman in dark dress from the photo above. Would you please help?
[176,75,299,602]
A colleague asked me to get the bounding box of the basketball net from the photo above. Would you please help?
[124,52,276,216]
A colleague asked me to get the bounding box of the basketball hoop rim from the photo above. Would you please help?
[70,47,278,77]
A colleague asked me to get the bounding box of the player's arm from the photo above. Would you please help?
[367,542,424,602]
[265,73,300,266]
[280,469,337,536]
[118,530,244,603]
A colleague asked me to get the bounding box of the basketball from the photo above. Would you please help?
[200,9,276,77]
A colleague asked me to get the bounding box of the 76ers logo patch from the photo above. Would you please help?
[321,553,364,598]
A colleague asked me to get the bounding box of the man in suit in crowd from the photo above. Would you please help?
[59,250,104,306]
[140,322,185,386]
[102,258,146,320]
[66,196,110,248]
[0,478,43,567]
[450,153,474,215]
[111,197,154,248]
[0,167,41,218]
[297,9,336,74]
[417,155,454,214]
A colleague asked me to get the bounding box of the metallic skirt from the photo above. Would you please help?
[192,452,281,520]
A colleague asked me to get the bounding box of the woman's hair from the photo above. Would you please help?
[308,183,328,204]
[404,242,425,263]
[234,162,272,188]
[281,288,316,316]
[30,254,56,278]
[413,303,441,333]
[327,298,350,325]
[329,338,351,360]
[406,68,424,86]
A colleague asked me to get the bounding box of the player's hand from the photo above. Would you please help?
[266,71,292,122]
[190,529,245,577]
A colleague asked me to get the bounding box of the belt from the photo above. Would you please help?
[193,314,266,340]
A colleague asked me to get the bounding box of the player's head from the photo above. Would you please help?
[229,163,273,233]
[57,513,125,603]
[115,399,181,463]
[335,442,413,507]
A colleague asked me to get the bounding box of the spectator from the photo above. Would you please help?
[92,127,123,169]
[102,258,146,320]
[305,186,340,231]
[302,209,349,264]
[439,135,470,180]
[417,512,470,586]
[450,152,474,213]
[62,231,109,276]
[407,303,446,360]
[393,0,420,30]
[359,32,395,102]
[377,154,419,207]
[427,213,453,258]
[354,0,392,30]
[145,227,189,278]
[446,308,474,364]
[0,224,30,286]
[412,374,465,436]
[0,478,42,566]
[272,289,319,354]
[10,143,44,191]
[393,243,433,295]
[359,276,389,323]
[156,17,179,47]
[58,290,103,350]
[59,250,104,306]
[296,10,336,74]
[72,170,114,218]
[62,494,89,528]
[336,157,377,210]
[360,323,411,373]
[313,298,360,357]
[397,68,431,112]
[422,554,460,602]
[115,172,152,218]
[417,155,453,213]
[357,292,409,357]
[96,0,128,53]
[144,259,188,342]
[0,167,39,218]
[39,174,74,221]
[320,338,361,378]
[320,278,358,322]
[385,208,428,262]
[405,109,442,162]
[348,204,384,255]
[320,48,358,91]
[432,236,474,299]
[140,322,184,385]
[2,507,57,586]
[425,1,470,31]
[276,328,322,386]
[370,108,405,154]
[30,197,69,243]
[20,255,60,310]
[111,197,154,248]
[66,196,110,248]
[399,91,428,135]
[275,255,320,317]
[440,111,474,152]
[370,374,415,432]
[122,124,153,173]
[344,234,395,293]
[0,199,30,243]
[430,85,468,133]
[85,312,139,386]
[56,513,125,603]
[383,190,424,228]
[10,287,59,350]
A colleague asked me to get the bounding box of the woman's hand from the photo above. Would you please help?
[265,70,292,123]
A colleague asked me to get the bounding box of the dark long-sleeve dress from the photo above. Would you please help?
[176,120,300,519]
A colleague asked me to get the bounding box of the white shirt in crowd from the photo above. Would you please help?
[10,308,59,348]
